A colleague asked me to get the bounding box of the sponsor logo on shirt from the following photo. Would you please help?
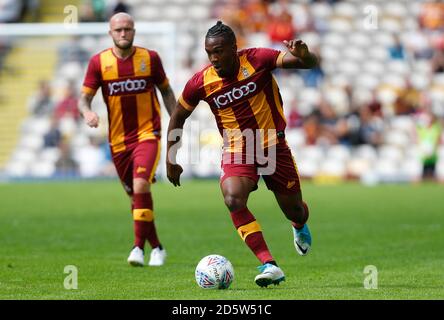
[108,79,147,95]
[212,81,257,109]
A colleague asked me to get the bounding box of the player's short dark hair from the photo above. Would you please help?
[206,21,236,45]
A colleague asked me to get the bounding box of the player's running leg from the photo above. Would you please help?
[131,140,166,266]
[221,176,285,287]
[274,192,311,256]
[263,141,311,256]
[112,148,147,266]
[132,179,166,266]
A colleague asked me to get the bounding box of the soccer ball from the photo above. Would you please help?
[195,254,234,289]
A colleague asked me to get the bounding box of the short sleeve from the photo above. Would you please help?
[179,73,203,111]
[150,51,169,89]
[250,48,282,71]
[82,55,101,95]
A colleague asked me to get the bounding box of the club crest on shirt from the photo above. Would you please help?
[241,66,250,78]
[140,60,147,72]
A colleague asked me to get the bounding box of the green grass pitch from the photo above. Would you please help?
[0,180,443,299]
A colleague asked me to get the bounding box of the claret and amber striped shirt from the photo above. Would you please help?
[179,48,287,152]
[82,47,169,153]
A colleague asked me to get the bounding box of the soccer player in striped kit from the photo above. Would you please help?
[167,21,317,287]
[79,13,176,267]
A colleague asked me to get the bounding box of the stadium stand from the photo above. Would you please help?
[1,0,444,183]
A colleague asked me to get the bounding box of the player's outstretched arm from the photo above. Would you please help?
[166,103,193,187]
[159,84,177,116]
[279,39,318,69]
[78,92,100,128]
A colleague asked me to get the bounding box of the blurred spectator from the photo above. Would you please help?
[415,111,443,180]
[219,0,248,49]
[267,9,295,49]
[337,90,383,146]
[303,111,322,145]
[55,139,79,177]
[388,35,405,60]
[28,80,54,117]
[80,0,106,22]
[91,0,106,21]
[419,2,444,30]
[0,38,10,63]
[43,117,62,148]
[0,37,14,77]
[317,98,339,144]
[431,46,444,73]
[358,103,384,147]
[343,84,357,113]
[394,80,421,115]
[302,101,337,146]
[366,92,383,117]
[334,106,358,146]
[110,0,131,16]
[54,82,81,122]
[0,0,24,23]
[243,0,269,34]
[287,100,302,128]
[318,98,337,126]
[80,0,95,22]
[336,113,360,146]
[22,0,40,22]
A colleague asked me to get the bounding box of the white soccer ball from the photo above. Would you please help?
[195,254,234,289]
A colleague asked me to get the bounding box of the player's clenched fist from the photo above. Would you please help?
[83,110,100,128]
